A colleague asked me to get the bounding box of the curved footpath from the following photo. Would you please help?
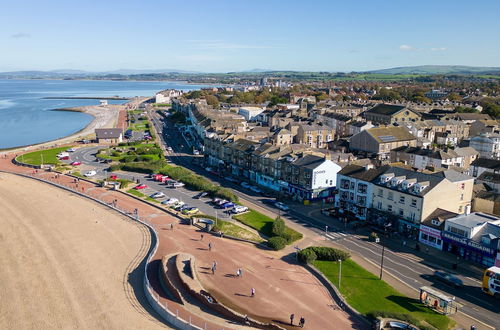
[0,153,364,330]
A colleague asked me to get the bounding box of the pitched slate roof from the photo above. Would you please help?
[338,164,391,182]
[365,126,416,143]
[477,171,500,184]
[471,158,500,170]
[95,128,122,139]
[292,154,326,169]
[366,104,406,116]
[371,166,445,196]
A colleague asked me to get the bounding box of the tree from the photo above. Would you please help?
[205,95,219,108]
[447,92,462,102]
[272,217,285,236]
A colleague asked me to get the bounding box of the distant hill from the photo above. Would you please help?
[366,65,500,75]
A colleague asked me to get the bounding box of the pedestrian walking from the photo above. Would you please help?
[212,260,217,271]
[200,233,204,241]
[208,242,212,251]
[299,317,305,328]
[251,288,255,297]
[236,269,241,277]
[170,223,174,230]
[211,265,215,275]
[290,313,295,325]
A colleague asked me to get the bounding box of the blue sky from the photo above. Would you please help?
[1,0,499,72]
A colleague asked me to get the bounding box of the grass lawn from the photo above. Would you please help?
[127,188,145,198]
[313,259,453,330]
[233,209,302,243]
[17,146,73,165]
[215,220,265,243]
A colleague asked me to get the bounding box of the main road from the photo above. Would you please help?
[144,107,500,329]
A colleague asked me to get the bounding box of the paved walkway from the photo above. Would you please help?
[0,154,363,330]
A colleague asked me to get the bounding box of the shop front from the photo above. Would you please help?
[419,225,443,250]
[442,232,497,267]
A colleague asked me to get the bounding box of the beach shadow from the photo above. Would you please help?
[224,274,237,278]
[196,247,208,251]
[234,293,251,297]
[199,266,211,270]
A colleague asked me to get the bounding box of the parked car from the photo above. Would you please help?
[211,197,222,204]
[70,161,81,166]
[433,271,463,288]
[57,152,70,158]
[232,205,248,214]
[167,146,173,152]
[84,170,97,177]
[171,202,185,210]
[134,184,148,190]
[194,192,209,199]
[170,182,185,188]
[219,202,236,209]
[150,192,166,199]
[193,150,200,155]
[161,198,178,205]
[59,156,70,160]
[182,207,199,215]
[241,182,251,189]
[274,202,290,211]
[216,199,229,206]
[66,148,76,152]
[250,186,262,193]
[108,175,118,180]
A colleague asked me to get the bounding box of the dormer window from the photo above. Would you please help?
[431,219,440,226]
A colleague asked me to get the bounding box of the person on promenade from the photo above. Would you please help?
[200,233,204,241]
[251,287,255,297]
[208,242,212,251]
[170,223,174,230]
[299,317,305,328]
[290,313,295,325]
[236,269,241,277]
[212,260,217,271]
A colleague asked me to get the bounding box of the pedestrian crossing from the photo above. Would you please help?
[325,231,349,242]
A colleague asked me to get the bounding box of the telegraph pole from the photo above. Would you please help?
[379,242,385,280]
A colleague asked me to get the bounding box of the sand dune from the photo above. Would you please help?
[0,173,168,329]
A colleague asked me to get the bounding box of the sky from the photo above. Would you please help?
[1,0,499,72]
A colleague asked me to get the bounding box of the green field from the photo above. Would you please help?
[314,260,452,330]
[127,188,145,198]
[17,146,73,165]
[215,219,265,243]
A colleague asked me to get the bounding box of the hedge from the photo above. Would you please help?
[298,246,350,264]
[367,311,433,330]
[268,236,287,251]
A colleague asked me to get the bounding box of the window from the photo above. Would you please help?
[461,183,465,190]
[340,191,349,200]
[460,194,464,201]
[329,180,333,185]
[388,191,394,200]
[411,199,417,207]
[378,189,383,197]
[449,226,467,237]
[458,205,463,213]
[387,205,393,212]
[357,196,366,205]
[349,192,354,201]
[341,179,350,189]
[350,182,355,190]
[358,183,367,194]
[410,212,416,221]
[399,208,404,216]
[399,196,405,204]
[377,202,382,209]
[421,233,428,241]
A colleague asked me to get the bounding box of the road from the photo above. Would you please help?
[146,109,500,330]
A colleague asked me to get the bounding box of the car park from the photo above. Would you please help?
[232,205,248,214]
[70,161,81,166]
[134,184,148,190]
[84,170,97,177]
[274,202,290,211]
[161,198,178,205]
[150,192,166,199]
[433,271,463,288]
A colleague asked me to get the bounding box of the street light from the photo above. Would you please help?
[379,241,385,280]
[325,225,328,240]
[338,259,342,289]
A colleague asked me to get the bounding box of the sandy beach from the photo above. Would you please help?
[0,173,167,329]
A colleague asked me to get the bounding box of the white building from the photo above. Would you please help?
[238,106,265,121]
[469,133,500,159]
[155,89,183,104]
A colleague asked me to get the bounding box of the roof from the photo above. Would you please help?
[292,154,326,170]
[445,113,492,121]
[446,212,500,229]
[435,170,473,182]
[372,166,445,196]
[471,158,500,170]
[338,164,391,182]
[477,171,500,184]
[391,146,459,160]
[95,128,122,139]
[298,123,333,132]
[365,126,416,143]
[454,147,479,157]
[475,190,500,202]
[422,208,458,229]
[366,104,406,116]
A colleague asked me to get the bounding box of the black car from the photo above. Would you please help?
[434,271,463,288]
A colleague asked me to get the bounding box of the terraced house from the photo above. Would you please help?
[363,104,421,125]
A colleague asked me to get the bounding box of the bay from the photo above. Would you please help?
[0,79,208,149]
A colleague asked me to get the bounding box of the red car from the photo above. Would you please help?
[108,175,118,180]
[134,184,148,190]
[70,161,81,166]
[60,156,70,160]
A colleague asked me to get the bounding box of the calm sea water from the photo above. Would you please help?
[0,79,208,149]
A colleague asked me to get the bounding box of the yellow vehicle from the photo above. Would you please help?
[482,266,500,299]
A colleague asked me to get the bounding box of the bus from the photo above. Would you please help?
[482,266,500,299]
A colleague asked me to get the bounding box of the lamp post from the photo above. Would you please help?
[379,241,385,280]
[338,259,342,289]
[325,225,328,240]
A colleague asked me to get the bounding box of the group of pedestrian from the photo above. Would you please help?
[290,314,305,328]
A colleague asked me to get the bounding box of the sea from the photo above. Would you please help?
[0,79,209,149]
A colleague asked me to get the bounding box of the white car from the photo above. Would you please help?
[150,192,166,199]
[66,148,76,152]
[193,150,200,155]
[84,170,97,177]
[171,182,185,188]
[161,198,178,205]
[275,202,290,211]
[167,147,173,152]
[232,205,248,214]
[241,182,251,189]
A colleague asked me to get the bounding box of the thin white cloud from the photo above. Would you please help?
[399,44,415,51]
[430,47,447,51]
[188,39,276,50]
[11,33,31,39]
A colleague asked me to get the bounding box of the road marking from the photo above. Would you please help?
[457,311,496,329]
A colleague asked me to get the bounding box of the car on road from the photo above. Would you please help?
[84,170,97,177]
[274,202,290,211]
[150,192,166,199]
[161,198,178,205]
[241,182,251,189]
[433,271,463,288]
[193,150,200,155]
[134,184,148,190]
[250,186,262,194]
[231,205,248,214]
[182,207,199,215]
[262,199,276,205]
[70,161,81,166]
[66,148,76,152]
[57,152,70,158]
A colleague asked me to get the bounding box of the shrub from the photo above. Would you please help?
[367,311,420,328]
[111,151,121,157]
[298,248,317,264]
[268,236,287,251]
[299,246,350,262]
[272,217,285,236]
